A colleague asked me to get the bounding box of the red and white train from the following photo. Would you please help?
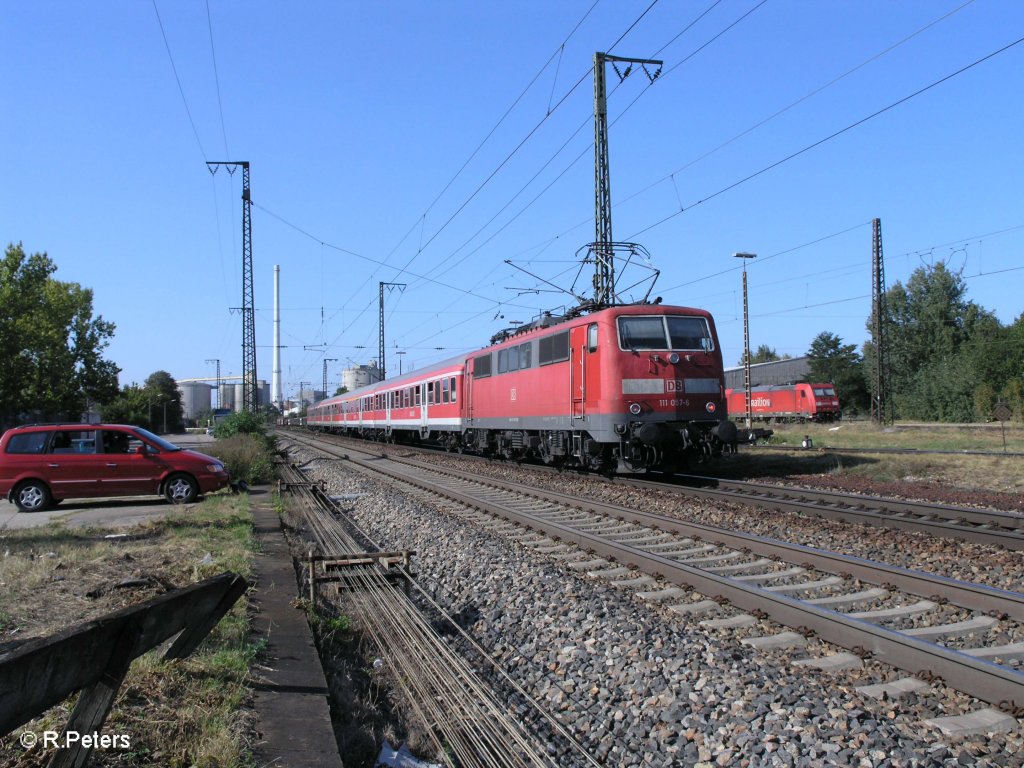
[725,383,841,423]
[307,303,739,472]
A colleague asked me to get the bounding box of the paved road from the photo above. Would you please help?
[0,496,195,530]
[1,432,217,530]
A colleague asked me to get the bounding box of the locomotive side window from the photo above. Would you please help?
[473,354,492,378]
[539,331,569,365]
[519,342,532,369]
[450,376,457,402]
[587,323,598,352]
[508,345,519,372]
[667,316,712,351]
[497,350,508,374]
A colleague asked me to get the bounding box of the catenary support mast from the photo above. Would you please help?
[870,217,893,424]
[378,282,406,381]
[208,161,257,413]
[591,52,661,307]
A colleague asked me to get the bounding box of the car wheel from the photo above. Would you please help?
[14,480,52,512]
[164,474,199,504]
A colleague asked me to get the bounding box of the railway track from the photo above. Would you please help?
[276,458,600,767]
[283,431,1024,729]
[630,474,1024,552]
[286,428,1023,551]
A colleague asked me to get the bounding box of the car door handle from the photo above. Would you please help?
[48,463,60,468]
[106,463,119,468]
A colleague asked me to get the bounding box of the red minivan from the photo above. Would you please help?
[0,424,230,512]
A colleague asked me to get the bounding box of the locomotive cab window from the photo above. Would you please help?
[667,316,713,351]
[587,323,598,353]
[618,315,713,351]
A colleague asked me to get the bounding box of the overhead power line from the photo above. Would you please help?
[627,34,1024,241]
[151,0,206,160]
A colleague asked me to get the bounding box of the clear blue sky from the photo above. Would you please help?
[3,1,1022,398]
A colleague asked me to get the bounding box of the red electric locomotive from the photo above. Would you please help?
[307,303,738,472]
[725,383,841,423]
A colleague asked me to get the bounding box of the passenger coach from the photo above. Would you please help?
[307,303,738,472]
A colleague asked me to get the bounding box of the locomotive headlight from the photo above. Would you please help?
[629,402,642,415]
[668,352,680,364]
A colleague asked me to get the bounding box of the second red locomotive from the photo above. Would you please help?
[725,383,841,423]
[307,303,739,473]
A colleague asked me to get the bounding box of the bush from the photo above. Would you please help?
[213,410,268,439]
[209,433,275,485]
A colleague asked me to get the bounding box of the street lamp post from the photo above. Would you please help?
[733,252,757,429]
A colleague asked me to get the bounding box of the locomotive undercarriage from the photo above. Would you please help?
[454,418,738,474]
[329,417,738,474]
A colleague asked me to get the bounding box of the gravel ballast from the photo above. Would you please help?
[289,443,1024,767]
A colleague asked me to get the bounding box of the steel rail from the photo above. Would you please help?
[661,474,1024,530]
[279,458,600,767]
[387,456,1024,622]
[319,447,1024,711]
[282,429,1024,550]
[617,475,1024,550]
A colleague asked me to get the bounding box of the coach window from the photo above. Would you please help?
[450,376,457,402]
[415,385,421,407]
[442,378,449,403]
[587,323,598,353]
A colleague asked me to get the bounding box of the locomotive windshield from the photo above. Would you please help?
[617,315,713,351]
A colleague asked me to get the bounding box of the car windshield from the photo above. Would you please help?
[618,315,713,351]
[132,427,182,452]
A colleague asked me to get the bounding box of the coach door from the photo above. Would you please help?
[570,322,601,421]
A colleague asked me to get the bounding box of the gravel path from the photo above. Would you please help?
[290,443,1024,767]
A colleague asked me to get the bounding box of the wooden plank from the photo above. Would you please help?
[0,572,244,736]
[49,620,142,768]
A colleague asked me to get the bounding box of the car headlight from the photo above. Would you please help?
[207,463,225,473]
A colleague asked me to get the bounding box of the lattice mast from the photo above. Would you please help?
[378,282,406,380]
[591,53,661,307]
[207,161,257,413]
[870,217,892,424]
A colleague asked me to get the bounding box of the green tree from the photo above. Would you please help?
[144,370,184,433]
[100,384,153,430]
[0,243,119,427]
[868,262,1006,422]
[739,344,785,366]
[806,332,870,415]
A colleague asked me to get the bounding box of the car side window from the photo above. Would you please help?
[102,431,130,454]
[6,432,51,454]
[49,430,97,454]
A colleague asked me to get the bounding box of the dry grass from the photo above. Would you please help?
[0,495,257,768]
[721,421,1024,497]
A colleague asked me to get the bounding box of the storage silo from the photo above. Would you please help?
[177,382,212,420]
